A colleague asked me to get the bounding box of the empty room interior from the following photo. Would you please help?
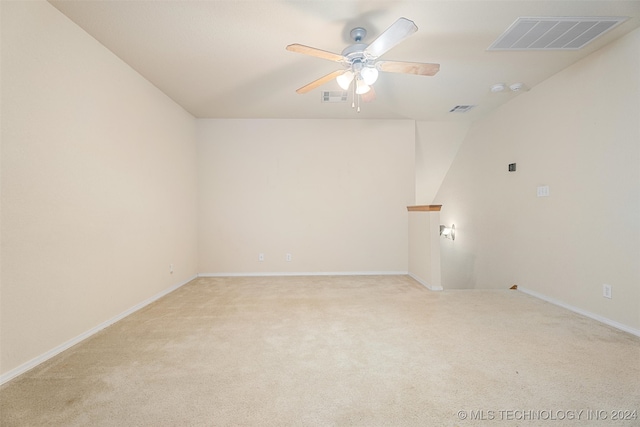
[1,0,639,425]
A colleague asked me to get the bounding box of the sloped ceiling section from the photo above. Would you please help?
[49,0,640,121]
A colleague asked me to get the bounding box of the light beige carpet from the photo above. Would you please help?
[1,275,639,426]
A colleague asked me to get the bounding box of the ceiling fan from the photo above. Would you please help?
[286,17,440,109]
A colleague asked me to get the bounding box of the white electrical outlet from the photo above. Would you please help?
[603,284,612,299]
[169,264,174,274]
[258,253,264,262]
[286,253,292,262]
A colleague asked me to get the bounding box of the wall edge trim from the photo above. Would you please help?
[408,272,443,291]
[518,286,640,338]
[197,271,409,277]
[0,275,198,385]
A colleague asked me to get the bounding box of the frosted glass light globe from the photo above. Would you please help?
[336,70,354,90]
[360,67,379,85]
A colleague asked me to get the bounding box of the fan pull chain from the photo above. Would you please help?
[352,82,356,109]
[350,82,361,113]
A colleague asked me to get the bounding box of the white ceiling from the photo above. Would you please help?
[49,0,640,121]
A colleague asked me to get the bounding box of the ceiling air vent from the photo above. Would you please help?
[449,105,476,113]
[488,17,628,51]
[321,91,348,103]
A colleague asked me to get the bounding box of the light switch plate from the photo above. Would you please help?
[537,186,550,197]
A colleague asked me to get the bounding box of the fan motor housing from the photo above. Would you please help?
[341,43,372,65]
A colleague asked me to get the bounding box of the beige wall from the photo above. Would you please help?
[434,28,640,330]
[1,1,198,376]
[197,119,415,274]
[415,121,470,204]
[408,211,442,290]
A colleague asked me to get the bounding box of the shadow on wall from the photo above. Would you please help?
[441,242,476,289]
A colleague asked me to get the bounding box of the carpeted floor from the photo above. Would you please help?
[1,275,639,426]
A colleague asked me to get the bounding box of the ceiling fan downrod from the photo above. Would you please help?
[350,27,367,42]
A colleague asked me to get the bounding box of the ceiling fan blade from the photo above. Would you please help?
[295,70,345,94]
[286,44,345,63]
[377,60,440,76]
[364,17,418,59]
[360,86,376,103]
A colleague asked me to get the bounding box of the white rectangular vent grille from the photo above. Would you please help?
[321,91,348,103]
[488,17,627,51]
[449,105,476,113]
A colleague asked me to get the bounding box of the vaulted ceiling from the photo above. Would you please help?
[49,1,640,121]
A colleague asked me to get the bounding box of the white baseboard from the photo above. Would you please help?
[0,275,197,386]
[198,271,409,277]
[518,286,640,338]
[408,272,443,291]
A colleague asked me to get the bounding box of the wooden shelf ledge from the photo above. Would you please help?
[407,205,442,212]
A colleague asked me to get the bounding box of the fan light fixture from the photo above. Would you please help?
[337,66,378,91]
[286,17,441,113]
[355,76,370,94]
[361,67,379,85]
[336,70,354,90]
